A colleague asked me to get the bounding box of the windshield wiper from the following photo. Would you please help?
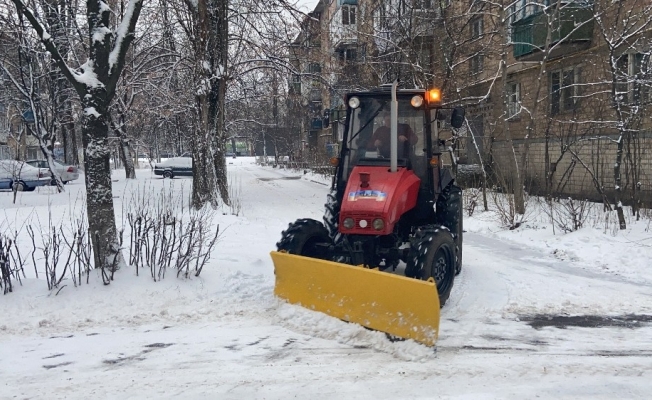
[349,106,384,143]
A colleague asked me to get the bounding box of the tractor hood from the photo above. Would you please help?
[339,166,420,235]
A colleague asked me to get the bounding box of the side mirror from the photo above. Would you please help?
[323,108,330,128]
[450,107,465,129]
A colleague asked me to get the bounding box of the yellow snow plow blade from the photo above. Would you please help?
[270,251,440,346]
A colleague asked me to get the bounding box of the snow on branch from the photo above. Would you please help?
[109,0,143,72]
[9,0,85,94]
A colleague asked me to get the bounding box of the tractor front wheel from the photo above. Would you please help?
[405,227,456,307]
[276,219,331,260]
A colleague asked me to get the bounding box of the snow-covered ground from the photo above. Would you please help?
[1,157,651,399]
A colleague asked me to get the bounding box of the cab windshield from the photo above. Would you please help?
[342,96,427,180]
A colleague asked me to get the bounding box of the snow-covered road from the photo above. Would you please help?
[1,158,651,399]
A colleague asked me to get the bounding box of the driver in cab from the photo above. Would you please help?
[368,110,418,158]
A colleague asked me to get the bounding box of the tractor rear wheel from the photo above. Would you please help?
[276,218,331,260]
[456,197,463,275]
[405,227,456,307]
[436,183,463,275]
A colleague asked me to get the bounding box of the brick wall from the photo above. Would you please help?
[489,134,652,206]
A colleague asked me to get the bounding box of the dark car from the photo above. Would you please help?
[153,157,192,178]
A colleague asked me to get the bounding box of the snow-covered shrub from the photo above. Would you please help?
[489,190,528,229]
[463,187,482,217]
[126,182,220,281]
[26,211,95,290]
[545,197,593,233]
[0,233,25,294]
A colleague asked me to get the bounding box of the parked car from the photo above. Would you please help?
[153,157,192,178]
[25,159,80,184]
[0,176,11,190]
[0,160,51,191]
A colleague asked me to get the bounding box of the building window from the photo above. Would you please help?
[308,63,321,74]
[507,82,521,118]
[338,48,357,63]
[290,75,301,94]
[471,17,483,39]
[342,5,356,25]
[615,53,651,105]
[510,0,542,24]
[470,53,484,75]
[310,89,322,102]
[550,67,581,115]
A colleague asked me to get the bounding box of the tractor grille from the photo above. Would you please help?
[346,213,377,230]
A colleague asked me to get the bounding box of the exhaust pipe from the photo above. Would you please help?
[390,80,398,173]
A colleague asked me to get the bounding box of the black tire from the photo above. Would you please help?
[436,183,463,275]
[323,189,341,243]
[163,170,173,179]
[405,227,456,307]
[323,189,352,263]
[276,218,331,260]
[456,196,463,275]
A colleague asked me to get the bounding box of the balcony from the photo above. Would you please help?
[512,4,593,60]
[330,4,358,50]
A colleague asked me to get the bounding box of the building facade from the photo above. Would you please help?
[292,0,652,205]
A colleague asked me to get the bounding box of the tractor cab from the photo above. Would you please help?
[334,86,465,233]
[340,92,430,182]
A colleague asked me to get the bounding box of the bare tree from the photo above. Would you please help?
[0,11,65,190]
[9,0,144,270]
[594,0,652,229]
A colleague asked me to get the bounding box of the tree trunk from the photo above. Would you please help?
[61,116,79,165]
[614,135,626,229]
[118,135,136,179]
[192,141,218,209]
[82,96,124,271]
[210,0,229,205]
[499,12,525,216]
[112,113,136,179]
[191,0,229,208]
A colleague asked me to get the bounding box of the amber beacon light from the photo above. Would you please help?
[427,88,441,104]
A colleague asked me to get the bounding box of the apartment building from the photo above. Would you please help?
[290,0,445,158]
[456,0,652,204]
[291,1,651,203]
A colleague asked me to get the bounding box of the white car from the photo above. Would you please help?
[25,159,80,184]
[0,160,51,191]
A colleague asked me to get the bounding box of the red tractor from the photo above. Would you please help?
[271,83,465,345]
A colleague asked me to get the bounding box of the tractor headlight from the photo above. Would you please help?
[410,95,424,108]
[372,218,385,231]
[348,96,360,109]
[343,217,355,229]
